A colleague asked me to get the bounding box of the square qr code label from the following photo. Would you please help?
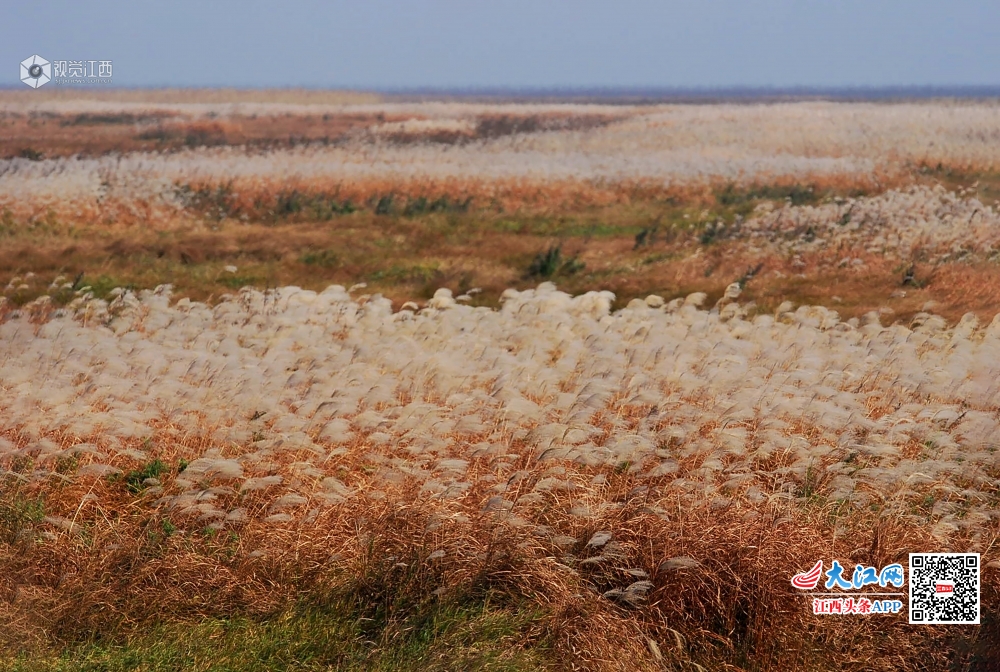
[909,553,980,624]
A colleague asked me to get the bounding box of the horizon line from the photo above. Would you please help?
[4,84,1000,103]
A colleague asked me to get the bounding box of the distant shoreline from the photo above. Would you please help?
[2,85,1000,105]
[379,85,1000,104]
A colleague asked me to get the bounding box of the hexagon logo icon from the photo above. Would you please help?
[20,55,51,88]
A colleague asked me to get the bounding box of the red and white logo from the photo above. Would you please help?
[792,560,824,590]
[934,581,955,597]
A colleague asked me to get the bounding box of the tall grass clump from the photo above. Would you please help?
[0,279,997,669]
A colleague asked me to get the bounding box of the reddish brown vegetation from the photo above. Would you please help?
[0,111,408,158]
[2,427,993,670]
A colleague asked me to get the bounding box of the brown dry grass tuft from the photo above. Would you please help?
[4,100,1000,670]
[2,421,995,670]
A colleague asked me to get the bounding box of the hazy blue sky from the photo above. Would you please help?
[5,1,1000,89]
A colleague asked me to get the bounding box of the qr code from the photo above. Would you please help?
[909,553,980,624]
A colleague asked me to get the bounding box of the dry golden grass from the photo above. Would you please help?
[3,169,997,326]
[1,276,998,669]
[0,88,382,107]
[3,96,1000,671]
[3,430,992,670]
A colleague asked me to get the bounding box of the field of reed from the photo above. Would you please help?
[1,92,998,670]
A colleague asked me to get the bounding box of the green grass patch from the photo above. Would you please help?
[83,275,135,300]
[525,245,584,279]
[115,459,170,495]
[403,196,471,217]
[299,249,340,268]
[63,113,159,126]
[486,214,646,239]
[0,494,45,545]
[715,182,820,208]
[2,599,553,672]
[369,263,443,284]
